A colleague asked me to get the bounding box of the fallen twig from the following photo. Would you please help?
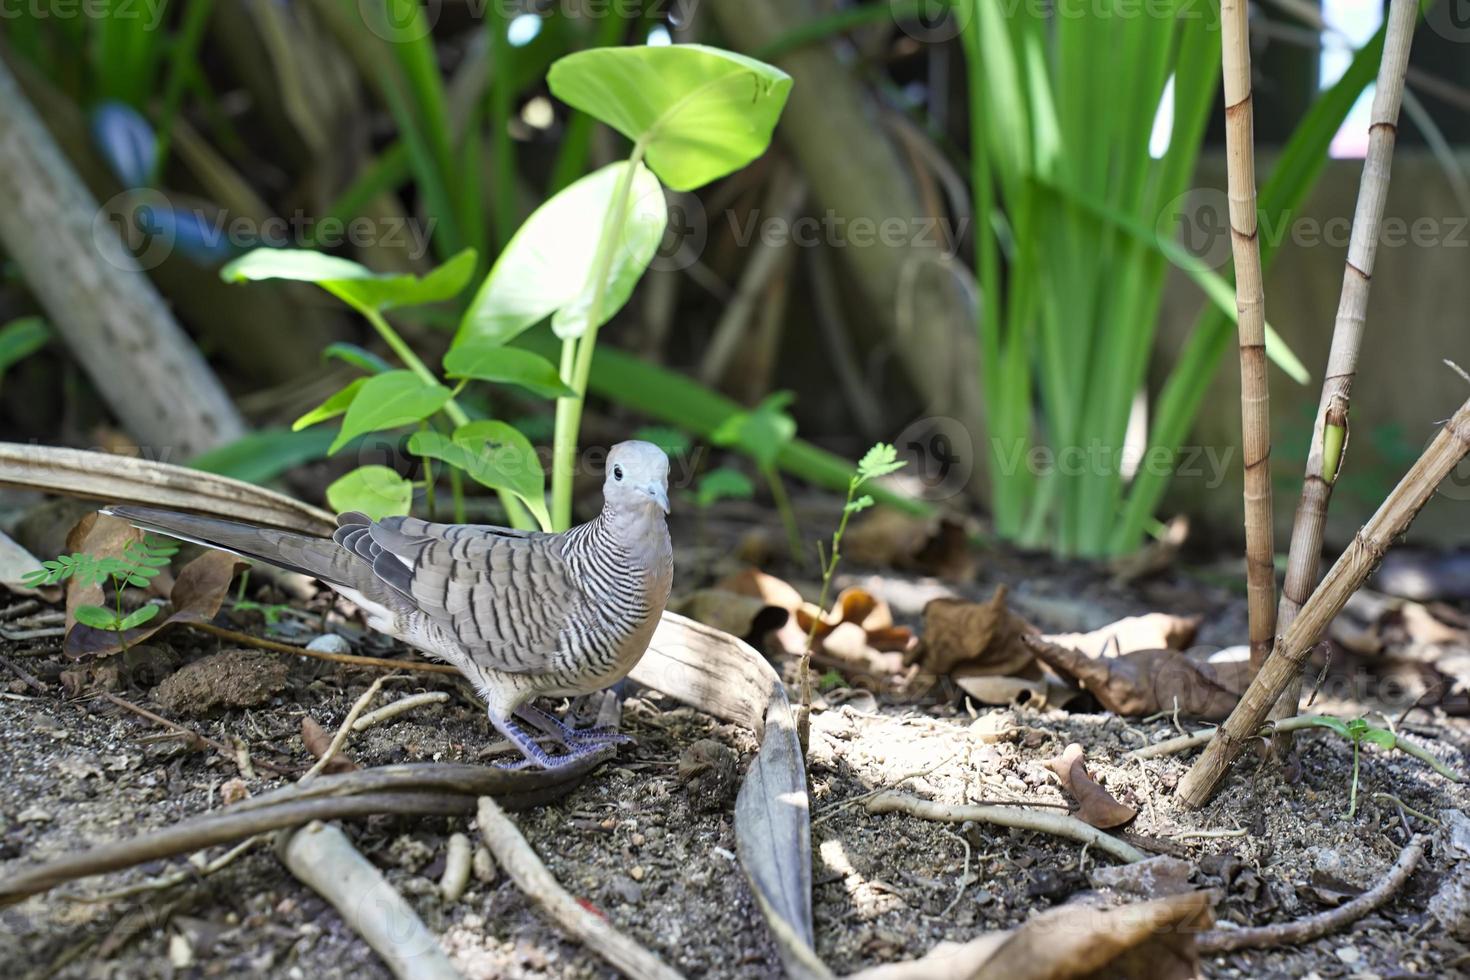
[477,796,686,980]
[278,821,460,980]
[189,622,457,675]
[1180,394,1470,806]
[0,653,46,693]
[1197,834,1425,952]
[96,690,293,776]
[0,759,612,907]
[68,835,265,903]
[301,675,394,781]
[354,691,450,731]
[865,791,1147,864]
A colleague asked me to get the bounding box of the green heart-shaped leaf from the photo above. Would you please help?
[442,343,576,399]
[456,161,666,346]
[548,45,792,192]
[408,421,549,530]
[326,465,414,520]
[222,248,477,313]
[293,378,368,432]
[330,371,451,453]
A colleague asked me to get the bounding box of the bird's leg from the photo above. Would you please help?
[515,703,633,750]
[489,711,619,771]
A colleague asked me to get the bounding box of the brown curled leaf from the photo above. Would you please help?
[301,716,357,773]
[65,549,243,659]
[1023,636,1246,720]
[915,586,1037,676]
[1041,612,1202,659]
[1046,742,1137,829]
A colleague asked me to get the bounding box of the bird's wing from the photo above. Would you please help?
[334,513,576,674]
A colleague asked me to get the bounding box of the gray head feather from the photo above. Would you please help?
[604,440,671,515]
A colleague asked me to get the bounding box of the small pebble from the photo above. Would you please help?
[608,876,643,905]
[629,865,646,882]
[472,845,498,884]
[306,634,352,655]
[168,933,193,969]
[1335,946,1361,965]
[17,807,51,824]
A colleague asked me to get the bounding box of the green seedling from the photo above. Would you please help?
[1304,715,1463,818]
[24,535,179,647]
[796,443,907,750]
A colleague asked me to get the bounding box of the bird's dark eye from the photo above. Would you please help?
[613,465,623,481]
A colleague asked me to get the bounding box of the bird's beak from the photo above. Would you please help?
[644,483,670,514]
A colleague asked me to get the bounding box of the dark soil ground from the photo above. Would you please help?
[2,515,1468,979]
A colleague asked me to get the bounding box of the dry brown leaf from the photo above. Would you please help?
[65,549,242,658]
[842,510,977,581]
[1042,613,1201,659]
[715,567,806,611]
[915,586,1037,676]
[1047,742,1137,829]
[668,590,789,643]
[847,891,1212,980]
[300,716,357,773]
[1024,636,1246,720]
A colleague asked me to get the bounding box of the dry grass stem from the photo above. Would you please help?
[1219,0,1277,671]
[1197,835,1425,952]
[864,791,1148,864]
[476,796,686,980]
[1271,0,1422,741]
[352,691,451,731]
[1179,395,1470,805]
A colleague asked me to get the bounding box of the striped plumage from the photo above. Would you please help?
[105,440,673,770]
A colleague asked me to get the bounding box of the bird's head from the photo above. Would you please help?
[604,440,671,515]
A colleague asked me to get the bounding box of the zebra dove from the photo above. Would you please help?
[104,440,673,770]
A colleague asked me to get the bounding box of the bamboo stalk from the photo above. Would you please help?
[1270,0,1420,739]
[1178,395,1470,806]
[1219,0,1277,671]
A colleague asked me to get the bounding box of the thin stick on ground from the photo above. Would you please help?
[301,675,395,781]
[353,691,450,731]
[1219,0,1277,672]
[1271,0,1422,742]
[1179,395,1470,806]
[865,791,1148,864]
[1198,834,1425,952]
[190,622,458,675]
[96,690,293,776]
[278,821,461,980]
[476,796,686,980]
[0,759,613,907]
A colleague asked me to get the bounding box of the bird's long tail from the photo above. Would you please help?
[102,505,364,592]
